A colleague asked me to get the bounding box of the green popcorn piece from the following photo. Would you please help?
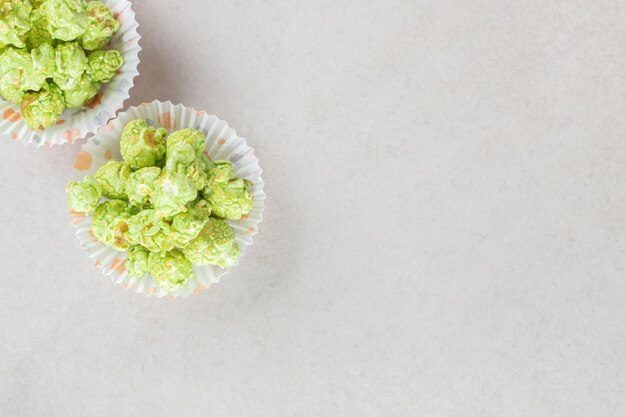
[182,217,239,268]
[26,6,53,49]
[126,245,149,278]
[148,249,193,292]
[0,47,29,103]
[151,170,198,218]
[40,0,87,41]
[163,129,209,194]
[62,73,99,108]
[125,166,160,207]
[91,199,137,251]
[0,46,49,102]
[166,128,206,159]
[127,209,178,252]
[200,154,214,174]
[86,49,122,83]
[203,160,253,220]
[171,198,212,247]
[185,159,209,191]
[31,42,55,81]
[66,175,102,214]
[21,81,65,129]
[79,1,119,51]
[0,0,31,49]
[165,141,195,171]
[52,41,87,89]
[165,150,208,191]
[93,160,131,200]
[120,119,167,169]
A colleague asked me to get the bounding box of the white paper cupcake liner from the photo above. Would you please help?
[0,0,141,148]
[70,101,266,298]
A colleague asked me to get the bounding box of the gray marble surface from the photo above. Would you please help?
[1,0,626,415]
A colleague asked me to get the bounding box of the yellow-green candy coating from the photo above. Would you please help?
[148,250,193,292]
[52,41,87,89]
[31,42,55,81]
[26,6,53,49]
[80,1,118,51]
[200,154,214,173]
[125,166,160,207]
[166,128,206,159]
[93,159,131,200]
[171,198,212,247]
[0,0,32,49]
[151,170,198,218]
[20,81,65,129]
[66,175,101,214]
[203,160,253,220]
[62,72,99,108]
[182,217,239,268]
[0,47,31,102]
[126,245,149,278]
[127,209,178,253]
[40,0,87,41]
[0,46,51,102]
[120,119,167,169]
[91,199,137,251]
[165,129,208,184]
[86,49,122,82]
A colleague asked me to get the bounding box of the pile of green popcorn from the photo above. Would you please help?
[66,120,254,292]
[0,0,123,129]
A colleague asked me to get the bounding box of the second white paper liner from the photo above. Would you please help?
[0,0,141,148]
[70,101,266,297]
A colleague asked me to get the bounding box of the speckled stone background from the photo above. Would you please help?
[1,1,625,416]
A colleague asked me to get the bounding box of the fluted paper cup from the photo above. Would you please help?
[69,101,266,297]
[0,0,141,148]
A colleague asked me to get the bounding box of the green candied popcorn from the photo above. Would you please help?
[21,81,65,129]
[0,47,29,102]
[185,159,209,192]
[126,245,149,278]
[0,0,31,49]
[93,160,131,200]
[40,0,87,41]
[86,49,122,83]
[62,73,99,108]
[127,209,178,252]
[166,128,207,159]
[91,199,137,251]
[0,46,50,102]
[125,166,160,207]
[79,1,119,51]
[120,119,167,169]
[171,198,212,247]
[31,43,55,82]
[151,170,198,218]
[148,250,193,292]
[165,140,195,171]
[166,149,208,191]
[26,6,53,49]
[200,154,213,172]
[182,217,239,268]
[52,41,87,89]
[66,175,101,214]
[203,160,253,220]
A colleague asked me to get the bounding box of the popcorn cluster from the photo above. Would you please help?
[67,120,254,292]
[0,0,123,129]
